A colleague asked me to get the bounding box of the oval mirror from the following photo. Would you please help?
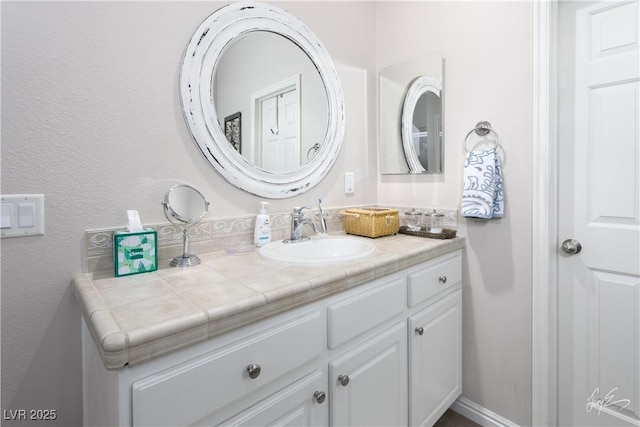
[401,76,442,173]
[162,185,209,267]
[180,2,345,198]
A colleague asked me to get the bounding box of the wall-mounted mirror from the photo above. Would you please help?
[379,52,444,174]
[180,2,345,198]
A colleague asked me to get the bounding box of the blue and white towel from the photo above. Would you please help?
[460,148,504,219]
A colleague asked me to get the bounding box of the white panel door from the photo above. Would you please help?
[558,1,640,426]
[259,90,299,173]
[260,95,281,172]
[280,90,300,169]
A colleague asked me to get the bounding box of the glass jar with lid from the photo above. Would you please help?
[404,209,422,231]
[424,209,445,234]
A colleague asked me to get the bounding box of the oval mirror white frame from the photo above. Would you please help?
[401,76,442,173]
[180,2,345,199]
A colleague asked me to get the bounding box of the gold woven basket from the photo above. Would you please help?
[340,208,399,238]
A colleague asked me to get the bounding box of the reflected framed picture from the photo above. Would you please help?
[224,112,241,152]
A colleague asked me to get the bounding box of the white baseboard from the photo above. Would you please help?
[450,396,520,427]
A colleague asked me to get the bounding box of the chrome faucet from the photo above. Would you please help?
[284,207,318,243]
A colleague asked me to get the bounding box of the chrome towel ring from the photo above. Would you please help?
[464,121,501,152]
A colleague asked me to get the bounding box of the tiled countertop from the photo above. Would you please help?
[73,233,465,370]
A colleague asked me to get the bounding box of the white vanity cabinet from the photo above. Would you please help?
[82,250,462,427]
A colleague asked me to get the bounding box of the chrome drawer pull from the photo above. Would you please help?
[338,375,350,386]
[439,276,447,284]
[314,391,326,404]
[247,364,261,379]
[415,326,424,335]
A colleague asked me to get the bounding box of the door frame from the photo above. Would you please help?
[532,1,559,425]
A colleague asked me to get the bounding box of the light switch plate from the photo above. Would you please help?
[0,194,44,238]
[344,172,355,194]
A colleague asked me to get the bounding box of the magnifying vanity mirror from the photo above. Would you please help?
[162,185,210,267]
[180,2,345,198]
[379,52,444,174]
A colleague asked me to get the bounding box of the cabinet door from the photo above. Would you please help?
[329,322,407,427]
[408,290,462,426]
[220,371,328,427]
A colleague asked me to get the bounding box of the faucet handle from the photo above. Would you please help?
[292,206,310,216]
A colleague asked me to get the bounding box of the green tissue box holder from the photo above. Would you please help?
[114,229,158,277]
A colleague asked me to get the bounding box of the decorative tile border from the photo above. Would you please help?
[84,205,457,274]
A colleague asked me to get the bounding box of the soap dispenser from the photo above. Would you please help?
[254,202,271,247]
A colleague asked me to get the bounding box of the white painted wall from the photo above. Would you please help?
[376,2,533,425]
[0,2,376,425]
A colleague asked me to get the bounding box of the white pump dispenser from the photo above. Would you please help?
[254,202,271,247]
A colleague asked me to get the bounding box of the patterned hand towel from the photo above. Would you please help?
[460,148,504,219]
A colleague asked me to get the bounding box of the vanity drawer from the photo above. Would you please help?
[132,311,322,427]
[328,277,405,349]
[408,253,462,307]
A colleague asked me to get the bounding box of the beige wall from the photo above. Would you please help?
[1,1,532,426]
[376,2,533,425]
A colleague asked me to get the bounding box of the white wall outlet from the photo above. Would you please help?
[344,172,355,194]
[0,194,45,238]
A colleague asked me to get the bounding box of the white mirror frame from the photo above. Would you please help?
[401,76,441,173]
[180,1,345,199]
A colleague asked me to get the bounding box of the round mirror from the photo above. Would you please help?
[401,76,443,173]
[162,185,210,267]
[164,185,209,225]
[180,2,345,198]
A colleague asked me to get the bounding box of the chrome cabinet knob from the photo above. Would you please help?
[338,375,350,386]
[439,276,447,284]
[415,326,424,335]
[561,239,582,255]
[314,391,326,404]
[247,364,261,379]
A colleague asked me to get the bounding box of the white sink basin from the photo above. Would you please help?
[259,236,376,264]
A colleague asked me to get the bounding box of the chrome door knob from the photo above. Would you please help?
[561,239,582,255]
[338,375,350,386]
[314,391,326,404]
[247,364,261,379]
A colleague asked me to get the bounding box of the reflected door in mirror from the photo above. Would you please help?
[254,80,301,173]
